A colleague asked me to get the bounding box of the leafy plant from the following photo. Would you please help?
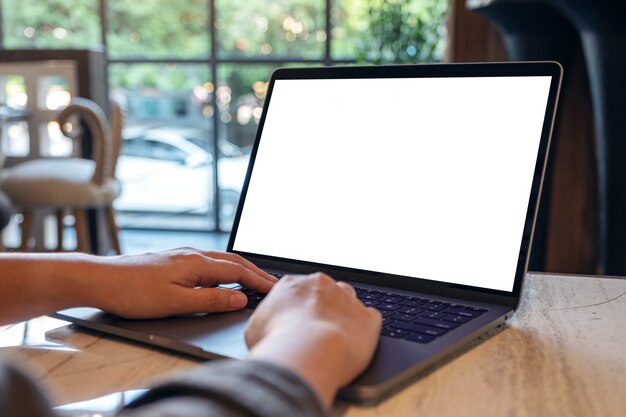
[356,0,449,64]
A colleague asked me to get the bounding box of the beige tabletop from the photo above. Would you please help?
[1,272,625,416]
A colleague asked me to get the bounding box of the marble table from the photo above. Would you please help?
[1,273,625,416]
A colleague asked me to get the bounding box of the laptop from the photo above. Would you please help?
[54,61,562,403]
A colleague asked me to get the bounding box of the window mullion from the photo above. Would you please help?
[210,0,221,231]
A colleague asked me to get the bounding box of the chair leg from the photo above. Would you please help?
[56,209,65,251]
[73,209,91,253]
[105,205,122,254]
[20,211,33,251]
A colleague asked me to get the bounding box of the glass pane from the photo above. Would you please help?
[39,76,71,110]
[1,0,100,49]
[110,63,215,230]
[216,64,275,230]
[4,75,28,109]
[2,121,29,157]
[40,121,72,157]
[107,0,210,59]
[331,0,369,59]
[216,0,325,58]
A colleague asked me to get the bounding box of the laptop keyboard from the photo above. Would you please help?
[239,279,487,345]
[354,288,487,344]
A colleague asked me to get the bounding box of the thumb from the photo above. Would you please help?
[181,288,248,313]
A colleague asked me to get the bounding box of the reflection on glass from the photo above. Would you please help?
[1,0,100,49]
[107,0,210,59]
[216,0,324,58]
[110,63,216,230]
[40,121,71,157]
[39,76,71,110]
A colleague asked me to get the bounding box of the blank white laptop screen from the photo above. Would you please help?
[232,76,552,292]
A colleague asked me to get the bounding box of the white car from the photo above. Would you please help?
[115,131,249,214]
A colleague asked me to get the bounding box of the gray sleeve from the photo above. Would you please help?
[0,360,54,417]
[120,360,328,417]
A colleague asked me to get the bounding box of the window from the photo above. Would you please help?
[0,0,447,232]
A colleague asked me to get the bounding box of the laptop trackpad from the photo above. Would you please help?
[54,308,252,360]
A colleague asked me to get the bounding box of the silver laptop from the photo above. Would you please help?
[54,62,562,403]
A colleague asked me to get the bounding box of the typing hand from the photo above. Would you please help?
[92,248,277,318]
[245,273,382,407]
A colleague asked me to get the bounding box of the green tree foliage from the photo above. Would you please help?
[216,0,325,58]
[356,0,448,64]
[2,0,100,48]
[107,0,209,59]
[331,0,370,58]
[1,0,448,94]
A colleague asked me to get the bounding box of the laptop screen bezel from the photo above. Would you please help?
[227,62,562,310]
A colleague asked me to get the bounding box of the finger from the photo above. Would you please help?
[367,307,383,330]
[244,314,265,348]
[176,287,248,313]
[337,281,356,297]
[196,259,275,293]
[202,251,278,283]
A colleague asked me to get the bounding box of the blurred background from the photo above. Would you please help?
[1,0,621,276]
[0,0,448,235]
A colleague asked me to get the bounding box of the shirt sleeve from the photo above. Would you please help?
[120,359,329,417]
[0,360,54,417]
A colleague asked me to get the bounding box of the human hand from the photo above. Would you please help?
[89,248,277,318]
[245,273,382,407]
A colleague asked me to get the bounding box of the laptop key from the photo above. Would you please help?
[423,303,447,311]
[381,327,410,339]
[378,303,402,311]
[389,321,448,337]
[382,318,396,326]
[442,314,471,324]
[404,333,436,344]
[397,306,423,315]
[413,317,460,330]
[399,299,424,308]
[391,313,419,322]
[443,307,482,318]
[363,300,381,307]
[380,296,402,303]
[420,310,444,319]
[464,306,488,312]
[361,293,383,300]
[381,310,397,318]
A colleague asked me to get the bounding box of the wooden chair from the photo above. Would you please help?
[0,98,123,253]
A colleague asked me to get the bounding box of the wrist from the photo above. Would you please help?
[42,252,104,310]
[249,323,349,408]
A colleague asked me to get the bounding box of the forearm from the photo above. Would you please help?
[122,360,327,417]
[0,253,104,325]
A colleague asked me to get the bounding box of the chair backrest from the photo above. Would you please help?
[57,98,115,185]
[108,100,124,179]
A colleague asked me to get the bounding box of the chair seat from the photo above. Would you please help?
[1,158,121,208]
